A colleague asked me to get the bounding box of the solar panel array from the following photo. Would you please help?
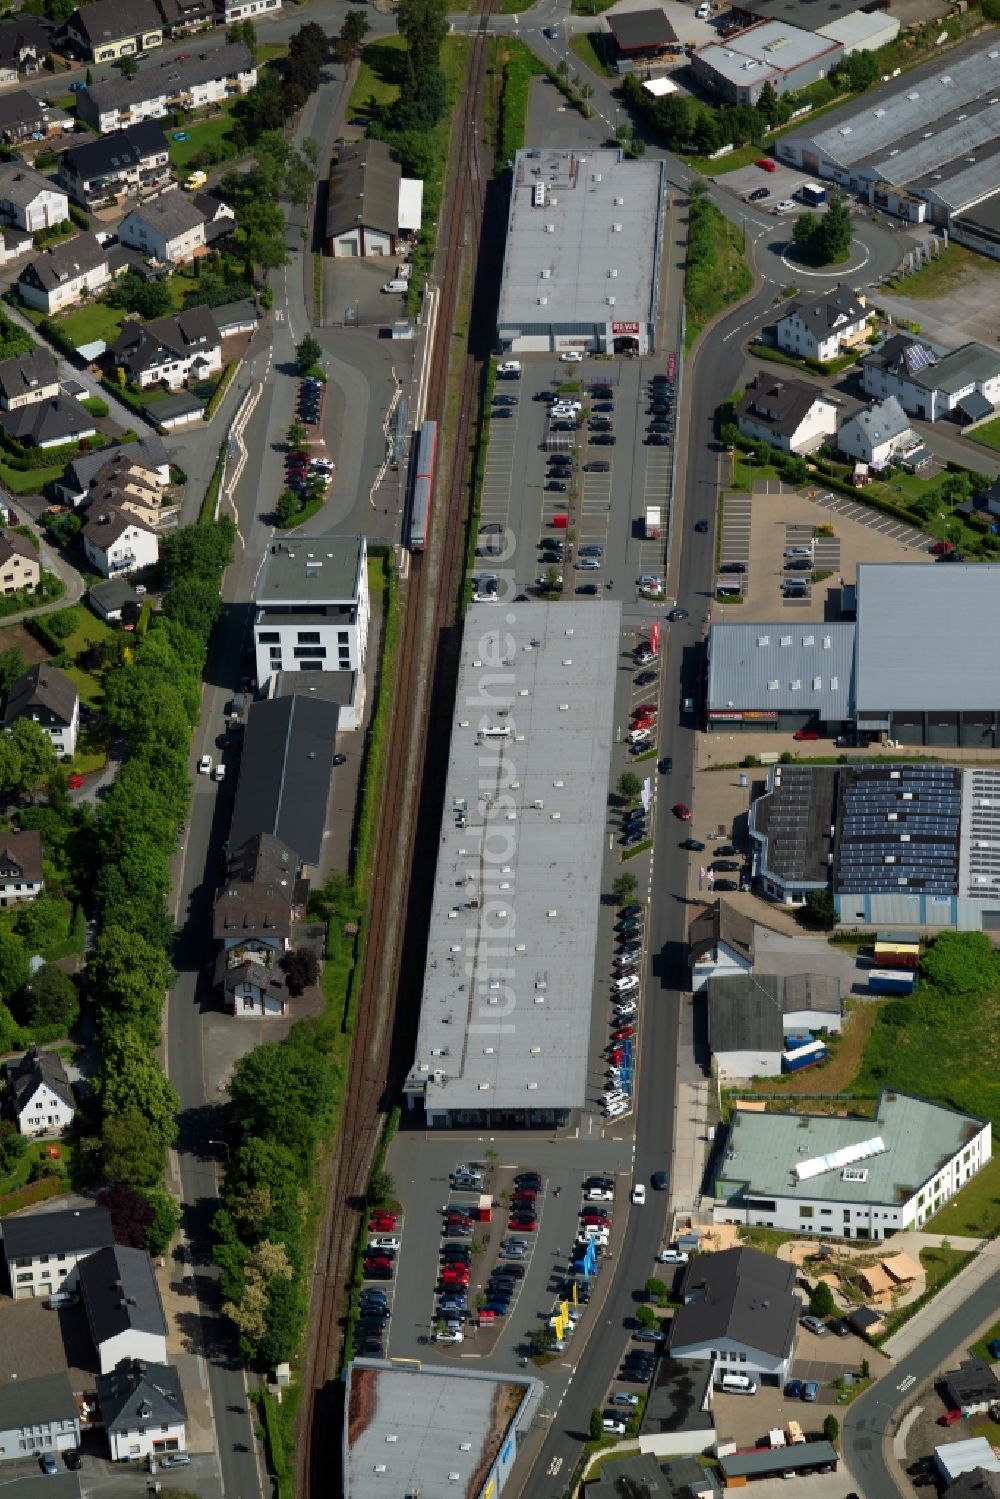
[903,342,936,376]
[963,769,1000,898]
[834,765,961,895]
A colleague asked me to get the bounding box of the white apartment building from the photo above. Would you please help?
[253,535,370,689]
[1,1204,114,1300]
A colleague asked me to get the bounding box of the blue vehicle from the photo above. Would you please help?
[784,1379,803,1399]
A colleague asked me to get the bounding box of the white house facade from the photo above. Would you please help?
[82,510,159,578]
[253,534,370,688]
[17,233,111,315]
[97,1360,187,1462]
[0,163,68,232]
[0,1374,80,1460]
[735,375,838,454]
[79,1246,169,1374]
[776,285,870,364]
[10,1046,76,1136]
[668,1248,800,1388]
[1,1204,114,1300]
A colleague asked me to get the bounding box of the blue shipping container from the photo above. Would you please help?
[868,968,916,996]
[782,1041,828,1072]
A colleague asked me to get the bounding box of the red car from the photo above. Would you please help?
[672,802,692,820]
[631,717,656,733]
[509,1215,537,1231]
[441,1267,470,1284]
[755,157,776,171]
[68,772,85,790]
[938,1409,963,1427]
[581,1213,610,1228]
[612,1025,635,1040]
[369,1211,397,1227]
[929,540,953,555]
[635,703,658,716]
[607,1048,624,1064]
[793,727,820,742]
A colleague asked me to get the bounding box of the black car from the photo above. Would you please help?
[908,1461,936,1478]
[515,1172,542,1187]
[648,420,671,432]
[620,904,642,917]
[590,433,616,445]
[592,386,614,399]
[545,480,567,491]
[584,460,611,472]
[785,557,812,571]
[710,860,739,872]
[492,408,514,419]
[694,519,709,533]
[659,756,672,774]
[747,186,769,201]
[551,420,576,432]
[589,419,613,431]
[494,394,518,406]
[365,1266,393,1279]
[720,561,747,573]
[646,434,671,445]
[622,810,646,824]
[534,389,556,402]
[360,1339,385,1356]
[651,1170,669,1190]
[622,831,646,848]
[576,583,598,595]
[714,879,739,891]
[64,1454,82,1472]
[648,404,673,416]
[635,671,656,686]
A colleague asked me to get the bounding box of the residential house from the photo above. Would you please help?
[77,42,256,133]
[111,303,221,388]
[194,190,236,245]
[78,1245,168,1373]
[0,18,52,85]
[253,533,370,689]
[153,0,216,34]
[707,972,843,1080]
[0,348,58,411]
[945,1360,1000,1418]
[17,232,111,315]
[219,955,290,1017]
[118,193,206,264]
[0,396,97,450]
[82,505,158,578]
[0,226,34,267]
[57,121,170,208]
[55,434,169,506]
[64,0,163,63]
[0,1374,80,1460]
[776,283,870,364]
[96,1359,187,1462]
[957,474,1000,528]
[689,900,754,993]
[217,0,281,26]
[213,832,297,956]
[4,663,79,756]
[211,298,258,337]
[0,161,69,233]
[326,138,423,257]
[88,578,142,624]
[667,1247,801,1385]
[88,472,162,530]
[7,1045,75,1136]
[0,531,40,595]
[0,829,43,906]
[0,1203,114,1300]
[0,91,73,147]
[837,395,926,470]
[735,374,838,454]
[861,335,1000,423]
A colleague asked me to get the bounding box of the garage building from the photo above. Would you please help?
[497,148,666,357]
[325,139,423,258]
[605,8,678,66]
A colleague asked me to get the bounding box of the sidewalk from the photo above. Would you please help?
[882,1240,1000,1360]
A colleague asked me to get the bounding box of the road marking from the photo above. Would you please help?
[898,1375,916,1391]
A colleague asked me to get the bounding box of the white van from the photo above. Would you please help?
[381,279,408,294]
[497,360,521,377]
[720,1373,758,1396]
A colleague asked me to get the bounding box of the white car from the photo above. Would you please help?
[632,1184,646,1206]
[213,763,226,782]
[551,407,579,420]
[583,1226,610,1244]
[772,199,797,214]
[560,350,584,362]
[614,974,639,995]
[552,398,582,411]
[605,1098,629,1118]
[695,1,711,15]
[603,1418,626,1435]
[587,1187,614,1201]
[198,754,212,775]
[433,1328,464,1344]
[658,1248,689,1264]
[614,1000,638,1017]
[369,1236,400,1251]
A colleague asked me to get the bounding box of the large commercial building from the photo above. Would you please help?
[691,21,842,107]
[749,760,1000,930]
[403,601,620,1128]
[713,1091,992,1239]
[253,535,369,706]
[708,563,1000,746]
[497,149,666,357]
[776,37,1000,243]
[343,1362,543,1499]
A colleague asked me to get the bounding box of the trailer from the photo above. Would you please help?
[782,1039,828,1073]
[408,419,438,553]
[868,968,916,996]
[799,182,826,206]
[873,938,920,969]
[645,505,662,539]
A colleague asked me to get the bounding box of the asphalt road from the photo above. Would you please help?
[842,1266,1000,1499]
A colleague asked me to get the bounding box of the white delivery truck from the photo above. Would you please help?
[645,505,662,539]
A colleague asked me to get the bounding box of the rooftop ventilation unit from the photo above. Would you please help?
[795,1136,886,1182]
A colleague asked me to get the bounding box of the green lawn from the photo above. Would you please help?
[570,0,617,14]
[0,1139,75,1201]
[569,31,614,76]
[881,243,997,300]
[0,462,65,495]
[685,198,752,353]
[169,109,237,171]
[970,416,1000,454]
[729,454,781,489]
[349,36,408,113]
[45,604,113,707]
[926,1155,1000,1241]
[53,300,126,349]
[971,1316,1000,1360]
[255,42,287,63]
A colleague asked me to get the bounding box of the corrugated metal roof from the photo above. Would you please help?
[708,622,855,719]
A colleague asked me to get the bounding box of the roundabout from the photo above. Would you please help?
[779,234,872,278]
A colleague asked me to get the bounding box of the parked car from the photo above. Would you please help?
[679,838,705,851]
[672,803,692,820]
[800,1315,827,1336]
[784,1380,803,1400]
[802,1381,820,1402]
[755,156,776,171]
[39,1455,58,1476]
[794,726,821,741]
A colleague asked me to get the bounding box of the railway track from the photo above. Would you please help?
[298,11,498,1497]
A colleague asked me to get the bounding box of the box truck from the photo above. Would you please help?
[645,505,662,539]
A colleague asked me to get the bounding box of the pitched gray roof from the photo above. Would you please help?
[688,900,754,965]
[83,502,152,551]
[736,374,831,440]
[838,395,910,448]
[670,1247,799,1360]
[8,1044,74,1113]
[19,231,107,293]
[68,0,161,46]
[0,828,43,885]
[228,695,340,868]
[0,1371,77,1431]
[1,1204,113,1260]
[0,346,57,403]
[326,138,401,240]
[63,434,167,494]
[0,396,95,447]
[112,303,218,375]
[5,663,78,729]
[708,972,841,1053]
[78,1245,167,1343]
[122,192,205,243]
[782,283,867,338]
[83,40,253,114]
[96,1358,186,1432]
[946,1360,1000,1407]
[0,160,61,211]
[60,121,167,184]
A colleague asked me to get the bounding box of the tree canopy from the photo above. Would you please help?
[922,931,998,998]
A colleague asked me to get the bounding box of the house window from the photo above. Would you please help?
[259,632,279,643]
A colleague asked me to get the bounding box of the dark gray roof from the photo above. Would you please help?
[1,1204,113,1260]
[846,1305,882,1332]
[149,391,204,422]
[122,192,205,243]
[112,303,218,376]
[68,0,161,46]
[8,1044,74,1113]
[957,390,994,424]
[326,138,401,241]
[640,1358,716,1441]
[740,0,863,30]
[83,40,253,113]
[96,1358,186,1431]
[5,663,78,730]
[0,89,55,137]
[750,764,839,889]
[607,8,677,48]
[211,299,258,333]
[946,1471,1000,1499]
[0,528,37,568]
[0,346,57,403]
[228,695,340,868]
[0,828,43,885]
[78,1245,167,1343]
[89,578,140,613]
[708,972,841,1052]
[782,282,867,338]
[63,434,167,494]
[61,121,167,184]
[946,1360,1000,1407]
[670,1247,799,1360]
[833,762,961,898]
[82,502,151,551]
[736,374,830,440]
[721,1443,837,1479]
[19,232,108,294]
[587,1454,718,1499]
[0,395,95,447]
[0,16,50,65]
[0,160,62,212]
[689,899,754,965]
[0,1371,76,1430]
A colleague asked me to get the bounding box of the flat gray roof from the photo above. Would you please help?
[855,563,1000,712]
[344,1361,542,1499]
[715,1090,987,1206]
[708,622,855,720]
[255,535,363,607]
[697,20,840,85]
[497,149,664,334]
[407,601,620,1116]
[743,0,864,32]
[782,35,1000,173]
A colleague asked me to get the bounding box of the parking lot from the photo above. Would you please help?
[715,161,818,215]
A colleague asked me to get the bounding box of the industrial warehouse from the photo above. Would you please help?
[748,760,1000,930]
[496,148,667,357]
[403,601,620,1128]
[775,35,1000,248]
[707,562,1000,746]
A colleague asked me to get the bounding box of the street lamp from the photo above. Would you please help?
[208,1138,231,1161]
